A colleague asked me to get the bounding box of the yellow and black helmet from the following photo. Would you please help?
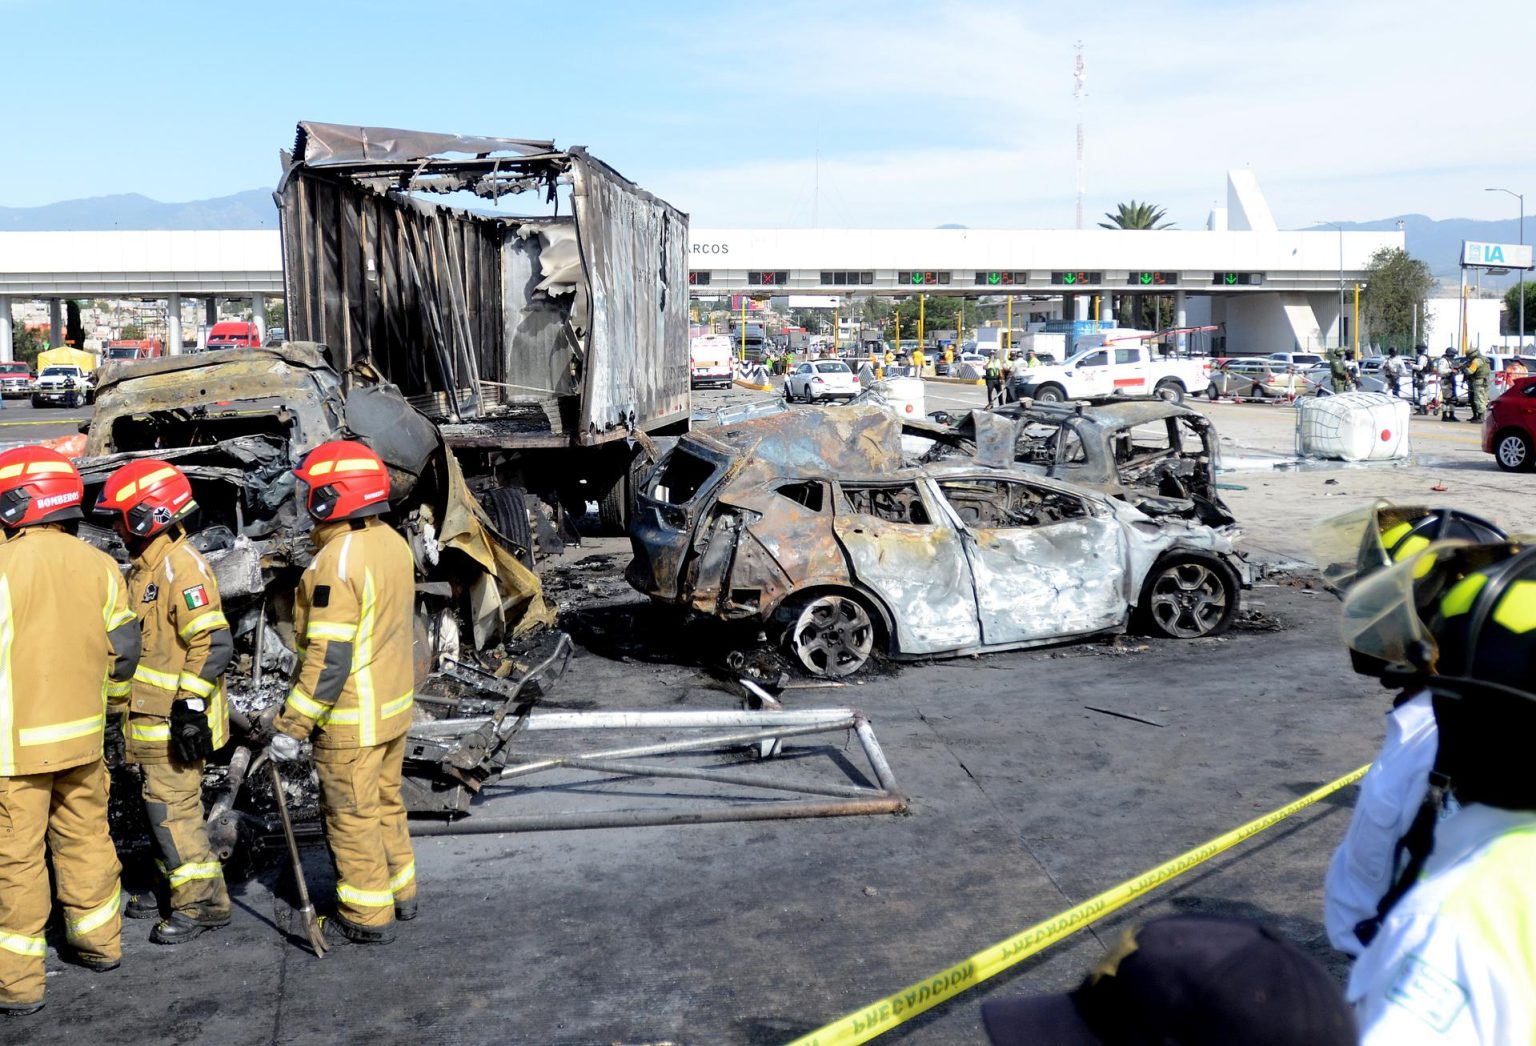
[1313,501,1505,596]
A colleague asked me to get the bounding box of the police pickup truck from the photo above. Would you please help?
[1008,342,1211,404]
[31,365,93,407]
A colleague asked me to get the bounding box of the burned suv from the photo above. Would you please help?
[627,406,1248,677]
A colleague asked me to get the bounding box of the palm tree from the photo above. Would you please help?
[1099,201,1175,230]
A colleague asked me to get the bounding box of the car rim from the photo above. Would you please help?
[1149,563,1227,638]
[1500,435,1527,468]
[789,595,874,677]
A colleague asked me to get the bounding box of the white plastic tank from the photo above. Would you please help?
[1296,392,1411,461]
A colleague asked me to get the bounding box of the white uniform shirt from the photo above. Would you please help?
[1324,690,1438,956]
[1349,804,1536,1045]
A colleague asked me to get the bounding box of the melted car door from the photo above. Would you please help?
[934,477,1127,645]
[831,480,981,654]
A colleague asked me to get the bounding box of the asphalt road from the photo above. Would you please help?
[0,396,93,446]
[12,380,1516,1044]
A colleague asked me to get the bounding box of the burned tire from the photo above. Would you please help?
[1154,379,1186,404]
[596,450,652,535]
[1137,554,1239,640]
[785,591,876,678]
[1494,429,1534,473]
[481,486,535,569]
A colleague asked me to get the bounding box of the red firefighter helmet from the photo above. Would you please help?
[0,446,85,529]
[95,459,198,538]
[293,440,390,521]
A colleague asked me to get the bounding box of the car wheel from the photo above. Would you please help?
[1138,554,1239,639]
[1033,383,1066,403]
[786,592,876,677]
[1154,379,1186,404]
[1206,383,1220,401]
[1495,429,1535,472]
[30,397,41,408]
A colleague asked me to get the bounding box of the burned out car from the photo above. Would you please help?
[915,398,1235,527]
[77,342,553,665]
[627,406,1249,677]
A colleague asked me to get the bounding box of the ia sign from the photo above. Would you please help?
[1462,241,1534,269]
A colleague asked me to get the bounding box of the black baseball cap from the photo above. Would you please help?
[981,915,1355,1046]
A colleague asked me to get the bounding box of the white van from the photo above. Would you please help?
[690,335,735,389]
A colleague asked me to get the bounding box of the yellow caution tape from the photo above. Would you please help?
[789,763,1370,1046]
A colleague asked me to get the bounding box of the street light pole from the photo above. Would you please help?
[1318,221,1346,351]
[1486,187,1525,348]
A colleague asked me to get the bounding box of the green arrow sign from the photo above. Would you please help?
[987,272,1001,286]
[1225,272,1238,285]
[1064,272,1077,285]
[1140,272,1153,285]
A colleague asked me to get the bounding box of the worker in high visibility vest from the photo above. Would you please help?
[0,446,140,1016]
[1341,540,1536,1042]
[266,441,417,946]
[95,460,233,945]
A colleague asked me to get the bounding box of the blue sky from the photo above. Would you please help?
[2,0,1531,229]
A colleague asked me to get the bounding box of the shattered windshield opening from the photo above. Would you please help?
[110,408,294,453]
[648,449,718,506]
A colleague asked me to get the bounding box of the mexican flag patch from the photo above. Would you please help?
[182,585,210,611]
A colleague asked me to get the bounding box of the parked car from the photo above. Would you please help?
[1207,358,1295,399]
[785,359,860,402]
[628,406,1248,677]
[1484,374,1536,471]
[206,321,261,350]
[1268,352,1323,369]
[0,362,32,398]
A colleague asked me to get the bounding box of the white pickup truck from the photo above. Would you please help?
[32,365,95,407]
[1007,342,1211,404]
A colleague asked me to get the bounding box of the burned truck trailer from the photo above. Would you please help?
[277,122,691,531]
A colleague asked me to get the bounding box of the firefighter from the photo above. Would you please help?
[1314,504,1507,957]
[94,460,232,944]
[265,440,417,945]
[1340,540,1536,1042]
[0,446,140,1016]
[1463,345,1491,423]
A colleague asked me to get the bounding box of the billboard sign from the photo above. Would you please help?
[1462,241,1534,269]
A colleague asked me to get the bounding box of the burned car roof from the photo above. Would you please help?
[682,405,905,480]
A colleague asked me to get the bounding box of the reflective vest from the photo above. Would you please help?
[125,529,232,749]
[1350,805,1536,1043]
[0,526,138,776]
[275,517,416,749]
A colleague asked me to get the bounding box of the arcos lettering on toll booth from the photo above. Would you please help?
[691,243,730,255]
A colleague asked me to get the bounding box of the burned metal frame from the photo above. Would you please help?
[407,707,906,835]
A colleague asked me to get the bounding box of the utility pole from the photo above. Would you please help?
[1318,221,1346,350]
[1486,187,1525,347]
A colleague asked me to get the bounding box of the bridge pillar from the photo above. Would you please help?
[167,294,182,355]
[49,298,63,348]
[203,297,218,349]
[251,295,265,342]
[1175,290,1187,352]
[1074,295,1090,321]
[0,296,12,364]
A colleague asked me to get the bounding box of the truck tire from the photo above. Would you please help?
[481,486,535,569]
[30,396,42,409]
[1033,383,1067,403]
[1154,379,1186,404]
[596,450,652,535]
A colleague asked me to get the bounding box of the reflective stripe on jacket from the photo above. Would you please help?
[0,525,139,776]
[125,530,232,748]
[275,518,415,750]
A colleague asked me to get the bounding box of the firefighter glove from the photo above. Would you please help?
[266,733,302,763]
[103,713,126,767]
[169,697,216,762]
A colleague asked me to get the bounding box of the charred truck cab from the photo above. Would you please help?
[277,122,691,536]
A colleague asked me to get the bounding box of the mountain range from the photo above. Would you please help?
[1,192,1524,286]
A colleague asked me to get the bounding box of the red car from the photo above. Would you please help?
[1484,375,1536,471]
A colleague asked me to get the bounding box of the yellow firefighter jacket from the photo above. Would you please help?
[124,528,233,749]
[0,524,140,776]
[275,518,415,750]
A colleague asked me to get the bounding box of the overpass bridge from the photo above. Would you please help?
[0,172,1398,360]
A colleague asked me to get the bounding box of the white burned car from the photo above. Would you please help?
[627,407,1249,676]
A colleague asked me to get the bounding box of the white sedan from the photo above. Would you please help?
[786,360,860,402]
